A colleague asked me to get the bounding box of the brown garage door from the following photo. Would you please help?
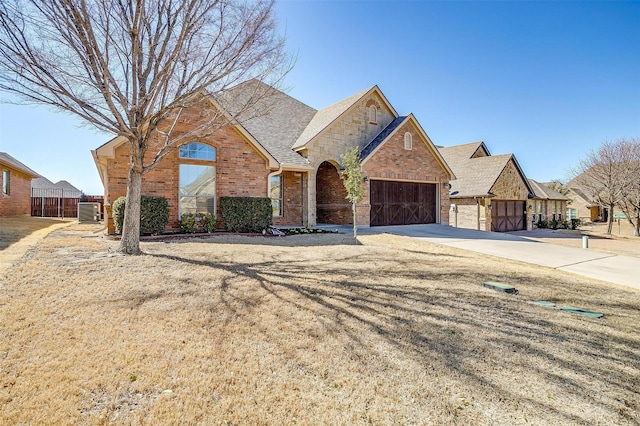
[370,180,437,226]
[491,200,526,232]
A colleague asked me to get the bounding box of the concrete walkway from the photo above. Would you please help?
[353,224,640,291]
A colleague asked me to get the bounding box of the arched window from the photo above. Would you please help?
[368,105,377,124]
[404,132,413,150]
[178,142,216,218]
[179,142,216,161]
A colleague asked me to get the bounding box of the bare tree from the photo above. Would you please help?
[0,0,290,254]
[546,179,570,197]
[571,139,639,235]
[616,138,640,236]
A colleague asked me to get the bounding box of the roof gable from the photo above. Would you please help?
[93,83,284,170]
[439,142,532,198]
[361,114,455,179]
[292,85,399,150]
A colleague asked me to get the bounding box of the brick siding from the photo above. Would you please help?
[105,104,271,233]
[0,168,32,216]
[362,120,451,225]
[316,161,351,224]
[273,171,305,226]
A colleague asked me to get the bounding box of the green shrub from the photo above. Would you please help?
[536,219,548,229]
[112,195,169,235]
[570,218,582,230]
[220,196,272,233]
[179,212,216,233]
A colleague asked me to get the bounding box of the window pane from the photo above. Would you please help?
[180,164,216,196]
[272,199,281,216]
[270,175,282,216]
[404,132,412,150]
[179,142,216,160]
[180,196,215,216]
[179,164,215,218]
[2,170,9,195]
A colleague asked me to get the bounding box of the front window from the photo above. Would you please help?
[179,143,216,218]
[179,164,216,217]
[270,175,283,216]
[2,170,9,195]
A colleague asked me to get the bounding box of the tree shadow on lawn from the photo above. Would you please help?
[145,250,640,424]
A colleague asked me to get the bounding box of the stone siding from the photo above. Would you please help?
[304,92,395,226]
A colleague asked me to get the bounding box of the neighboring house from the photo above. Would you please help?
[93,80,455,233]
[438,142,534,232]
[565,178,605,222]
[0,152,40,216]
[528,179,569,225]
[31,177,84,218]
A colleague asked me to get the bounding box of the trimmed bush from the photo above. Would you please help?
[112,195,169,235]
[570,218,582,230]
[179,212,216,233]
[220,196,272,233]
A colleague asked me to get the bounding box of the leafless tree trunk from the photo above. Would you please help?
[616,138,640,236]
[0,0,291,254]
[571,139,640,236]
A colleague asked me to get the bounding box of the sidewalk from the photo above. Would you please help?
[355,224,640,291]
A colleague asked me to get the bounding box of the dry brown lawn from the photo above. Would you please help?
[521,222,640,258]
[1,222,639,425]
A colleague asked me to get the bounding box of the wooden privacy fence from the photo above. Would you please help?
[31,188,103,219]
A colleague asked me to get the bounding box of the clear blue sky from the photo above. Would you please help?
[1,0,638,195]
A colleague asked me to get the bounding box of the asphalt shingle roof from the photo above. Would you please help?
[528,179,569,200]
[31,177,56,189]
[360,116,407,160]
[217,80,316,167]
[448,153,513,198]
[0,152,40,177]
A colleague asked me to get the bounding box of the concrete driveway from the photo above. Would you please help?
[357,224,640,290]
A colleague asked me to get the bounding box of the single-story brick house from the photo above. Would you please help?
[0,152,40,216]
[565,177,606,222]
[438,142,535,232]
[528,179,569,226]
[93,80,455,233]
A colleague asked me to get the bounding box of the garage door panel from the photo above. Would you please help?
[491,200,525,232]
[370,180,437,226]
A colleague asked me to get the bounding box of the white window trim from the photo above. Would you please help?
[2,170,9,195]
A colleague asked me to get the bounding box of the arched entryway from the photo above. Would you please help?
[316,161,351,224]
